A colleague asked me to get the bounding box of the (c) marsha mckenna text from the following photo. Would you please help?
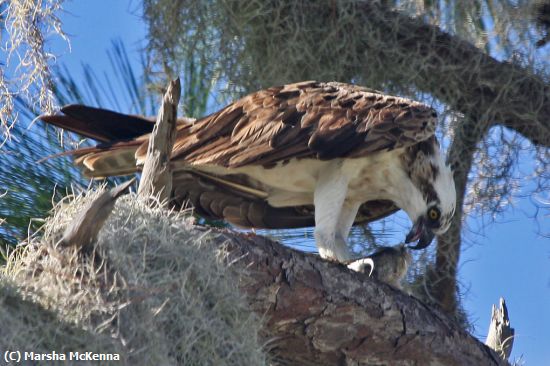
[4,351,121,362]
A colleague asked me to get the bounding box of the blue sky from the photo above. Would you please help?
[46,1,549,364]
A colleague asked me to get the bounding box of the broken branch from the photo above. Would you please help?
[60,178,135,249]
[138,78,181,202]
[485,297,515,361]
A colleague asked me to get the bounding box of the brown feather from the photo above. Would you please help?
[169,81,435,168]
[39,81,437,229]
[39,105,156,142]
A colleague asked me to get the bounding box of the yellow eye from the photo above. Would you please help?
[428,208,440,220]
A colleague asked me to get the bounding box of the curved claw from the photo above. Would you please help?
[347,258,375,276]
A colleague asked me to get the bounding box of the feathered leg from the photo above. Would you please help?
[313,162,352,262]
[336,201,361,246]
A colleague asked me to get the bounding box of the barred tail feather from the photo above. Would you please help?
[75,147,141,178]
[39,105,155,178]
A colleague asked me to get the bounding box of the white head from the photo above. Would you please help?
[399,138,456,249]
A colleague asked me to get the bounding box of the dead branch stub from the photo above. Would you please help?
[138,78,181,203]
[485,297,514,361]
[59,178,135,250]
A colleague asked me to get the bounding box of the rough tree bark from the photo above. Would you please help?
[214,230,509,366]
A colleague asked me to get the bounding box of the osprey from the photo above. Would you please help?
[40,81,456,263]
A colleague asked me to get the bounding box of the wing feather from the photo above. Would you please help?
[170,81,437,168]
[40,104,156,142]
[39,81,435,229]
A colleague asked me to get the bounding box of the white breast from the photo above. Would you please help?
[190,148,413,209]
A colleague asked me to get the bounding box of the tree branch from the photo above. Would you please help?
[486,298,514,361]
[138,78,181,202]
[429,118,489,313]
[60,179,135,250]
[360,2,550,147]
[217,231,508,366]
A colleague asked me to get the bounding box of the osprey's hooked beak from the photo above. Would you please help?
[405,216,435,250]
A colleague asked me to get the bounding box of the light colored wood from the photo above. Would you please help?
[60,178,135,249]
[138,78,181,202]
[485,297,514,361]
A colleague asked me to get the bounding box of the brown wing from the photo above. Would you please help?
[38,80,432,228]
[42,81,436,175]
[159,80,437,169]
